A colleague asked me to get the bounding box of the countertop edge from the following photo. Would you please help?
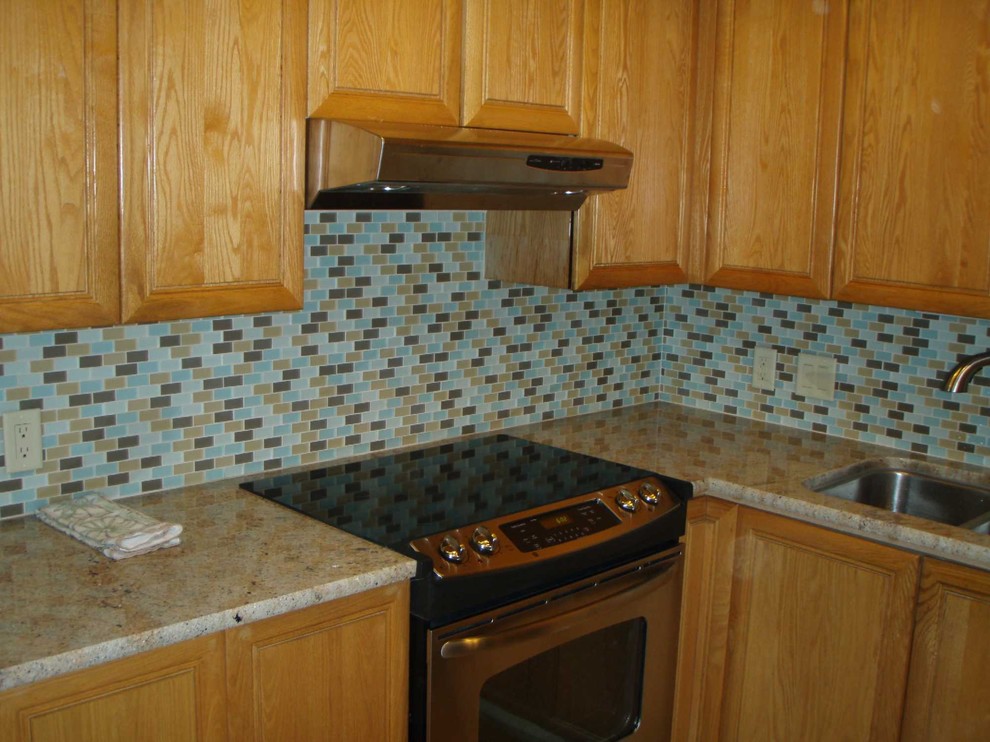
[0,559,416,693]
[702,478,990,570]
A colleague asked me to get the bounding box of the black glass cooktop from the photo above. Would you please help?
[241,434,653,550]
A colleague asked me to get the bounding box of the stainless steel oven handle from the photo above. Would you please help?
[439,557,679,660]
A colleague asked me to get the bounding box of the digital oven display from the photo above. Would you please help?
[502,499,621,553]
[539,512,574,530]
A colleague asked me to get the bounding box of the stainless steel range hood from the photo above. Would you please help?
[306,119,633,211]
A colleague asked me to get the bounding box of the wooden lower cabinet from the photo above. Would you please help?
[0,634,226,742]
[226,582,409,742]
[672,498,920,742]
[0,583,409,742]
[901,559,990,742]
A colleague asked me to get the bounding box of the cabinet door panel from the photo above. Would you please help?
[573,0,700,288]
[674,499,920,742]
[0,634,226,742]
[120,0,305,323]
[463,0,584,133]
[703,0,846,298]
[902,559,990,742]
[226,583,409,742]
[834,0,990,316]
[309,0,462,125]
[0,0,119,333]
[718,509,918,742]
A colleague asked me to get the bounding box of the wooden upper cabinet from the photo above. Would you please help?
[901,558,990,742]
[308,0,462,125]
[463,0,585,134]
[0,0,119,333]
[701,0,847,298]
[572,0,701,288]
[834,0,990,317]
[119,0,305,324]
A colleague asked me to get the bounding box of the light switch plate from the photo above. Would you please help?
[752,347,777,392]
[796,353,837,401]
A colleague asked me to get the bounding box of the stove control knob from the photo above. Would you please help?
[439,534,466,564]
[638,482,660,506]
[615,488,639,513]
[471,525,499,555]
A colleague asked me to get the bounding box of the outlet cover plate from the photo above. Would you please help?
[753,347,777,392]
[3,409,43,473]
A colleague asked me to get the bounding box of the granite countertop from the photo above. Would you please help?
[0,484,416,692]
[3,400,988,693]
[512,401,990,570]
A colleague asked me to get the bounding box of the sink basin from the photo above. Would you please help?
[807,464,990,530]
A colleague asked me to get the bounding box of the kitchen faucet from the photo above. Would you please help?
[942,350,990,392]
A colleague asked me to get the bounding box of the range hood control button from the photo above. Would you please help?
[439,534,466,564]
[615,488,639,513]
[470,525,499,555]
[638,483,660,506]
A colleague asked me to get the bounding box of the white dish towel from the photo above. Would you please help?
[37,494,183,560]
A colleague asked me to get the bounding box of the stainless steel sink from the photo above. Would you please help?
[807,464,990,531]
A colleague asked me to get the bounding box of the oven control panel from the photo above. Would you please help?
[501,500,621,553]
[410,476,681,579]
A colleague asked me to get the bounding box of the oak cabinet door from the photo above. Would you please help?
[701,0,847,298]
[308,0,462,125]
[901,558,990,742]
[462,0,585,134]
[572,0,701,288]
[834,0,990,317]
[0,0,119,333]
[0,634,226,742]
[673,499,919,742]
[119,0,305,324]
[226,583,409,742]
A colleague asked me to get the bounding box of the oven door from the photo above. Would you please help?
[426,546,683,742]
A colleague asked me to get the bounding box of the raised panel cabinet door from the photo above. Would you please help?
[572,0,702,288]
[0,0,119,333]
[463,0,584,133]
[702,0,847,298]
[834,0,990,317]
[225,583,409,742]
[671,497,739,742]
[119,0,306,323]
[716,508,919,742]
[0,634,226,742]
[901,559,990,742]
[308,0,462,124]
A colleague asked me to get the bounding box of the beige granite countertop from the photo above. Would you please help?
[512,401,990,570]
[0,484,416,692]
[3,400,988,693]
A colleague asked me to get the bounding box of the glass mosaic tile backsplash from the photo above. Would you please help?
[1,212,989,519]
[661,285,990,464]
[0,212,662,518]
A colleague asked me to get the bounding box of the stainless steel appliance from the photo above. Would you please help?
[306,119,633,211]
[241,434,689,741]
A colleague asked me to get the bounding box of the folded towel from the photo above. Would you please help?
[37,494,183,560]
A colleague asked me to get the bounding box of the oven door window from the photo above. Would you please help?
[478,618,646,742]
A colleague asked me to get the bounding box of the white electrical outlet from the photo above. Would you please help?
[3,409,43,472]
[752,347,777,391]
[796,353,837,401]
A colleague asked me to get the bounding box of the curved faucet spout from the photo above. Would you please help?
[942,350,990,393]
